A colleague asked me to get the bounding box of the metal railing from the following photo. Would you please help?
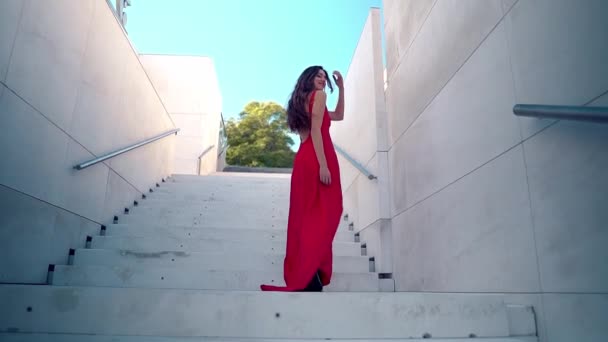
[198,145,215,160]
[197,145,216,175]
[218,113,228,156]
[334,144,377,180]
[74,129,180,170]
[513,104,608,123]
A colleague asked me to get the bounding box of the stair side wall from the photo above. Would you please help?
[0,0,175,284]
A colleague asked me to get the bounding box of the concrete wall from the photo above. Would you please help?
[331,8,392,273]
[383,0,608,340]
[139,55,223,175]
[0,0,175,284]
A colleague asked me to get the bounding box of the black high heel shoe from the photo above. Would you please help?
[302,271,323,292]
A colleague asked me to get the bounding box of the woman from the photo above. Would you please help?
[261,66,344,292]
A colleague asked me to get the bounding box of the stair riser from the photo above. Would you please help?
[103,225,355,243]
[124,204,289,218]
[90,237,362,257]
[115,215,289,229]
[162,178,290,185]
[51,266,379,292]
[143,195,289,204]
[119,210,354,232]
[156,181,289,188]
[73,249,371,273]
[148,189,289,199]
[133,205,289,215]
[0,286,512,338]
[113,217,353,233]
[131,203,289,213]
[145,185,287,191]
[121,212,291,224]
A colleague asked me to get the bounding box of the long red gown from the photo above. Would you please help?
[261,90,343,291]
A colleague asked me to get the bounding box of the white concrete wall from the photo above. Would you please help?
[331,8,392,273]
[0,0,175,284]
[383,0,608,340]
[139,55,223,175]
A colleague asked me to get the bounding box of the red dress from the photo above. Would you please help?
[261,90,343,291]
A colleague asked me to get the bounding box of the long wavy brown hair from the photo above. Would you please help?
[287,66,334,132]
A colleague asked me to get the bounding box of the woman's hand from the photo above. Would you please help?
[319,166,332,185]
[332,71,344,89]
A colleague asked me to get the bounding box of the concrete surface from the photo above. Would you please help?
[0,0,22,83]
[140,54,222,175]
[0,185,99,284]
[330,9,392,277]
[391,147,540,293]
[104,224,356,242]
[51,265,379,292]
[89,236,362,256]
[382,2,608,340]
[388,22,521,213]
[385,0,504,146]
[71,249,370,273]
[523,120,608,292]
[0,0,174,283]
[0,285,517,339]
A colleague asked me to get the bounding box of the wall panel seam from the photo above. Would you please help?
[1,0,25,83]
[391,119,559,220]
[388,3,512,153]
[386,0,438,82]
[1,84,157,208]
[0,183,101,225]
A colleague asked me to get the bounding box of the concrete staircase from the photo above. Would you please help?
[0,173,538,341]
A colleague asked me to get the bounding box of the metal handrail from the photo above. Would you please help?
[513,104,608,123]
[218,112,228,156]
[197,145,216,175]
[198,145,215,160]
[334,144,377,180]
[74,128,180,170]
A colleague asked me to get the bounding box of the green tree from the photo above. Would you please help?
[226,101,295,168]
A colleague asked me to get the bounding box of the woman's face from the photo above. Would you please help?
[313,69,327,91]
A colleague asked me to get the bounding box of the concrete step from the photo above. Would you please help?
[114,215,353,233]
[0,285,522,339]
[155,181,290,190]
[171,172,292,180]
[89,236,362,257]
[0,334,539,341]
[131,206,288,218]
[145,192,289,203]
[168,173,292,184]
[150,175,290,199]
[143,193,288,205]
[145,186,288,197]
[72,249,372,273]
[162,178,290,188]
[135,200,288,210]
[150,183,289,195]
[125,205,289,222]
[50,265,379,291]
[115,212,289,229]
[103,224,356,243]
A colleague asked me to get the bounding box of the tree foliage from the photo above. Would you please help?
[225,101,295,168]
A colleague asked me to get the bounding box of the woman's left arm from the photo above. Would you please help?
[329,71,344,121]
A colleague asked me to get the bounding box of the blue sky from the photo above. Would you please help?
[126,0,384,122]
